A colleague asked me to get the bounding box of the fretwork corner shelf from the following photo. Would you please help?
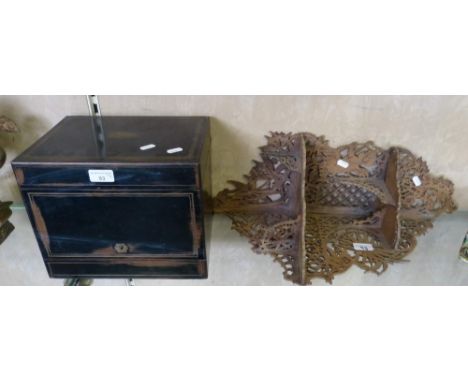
[215,132,456,285]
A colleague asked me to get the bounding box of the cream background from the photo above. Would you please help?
[0,95,467,209]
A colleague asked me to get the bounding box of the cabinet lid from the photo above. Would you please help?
[13,116,210,165]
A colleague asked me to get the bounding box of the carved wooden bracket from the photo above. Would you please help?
[215,132,456,285]
[0,116,19,245]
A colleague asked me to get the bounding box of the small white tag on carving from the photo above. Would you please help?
[337,159,349,168]
[412,175,422,187]
[88,169,114,183]
[167,147,183,154]
[267,193,281,202]
[140,143,156,151]
[353,243,374,251]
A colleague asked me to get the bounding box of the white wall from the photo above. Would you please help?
[1,95,466,209]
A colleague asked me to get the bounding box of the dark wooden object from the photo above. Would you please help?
[12,116,211,279]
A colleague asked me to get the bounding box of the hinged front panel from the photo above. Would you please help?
[27,191,201,258]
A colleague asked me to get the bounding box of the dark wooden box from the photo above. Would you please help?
[12,116,211,279]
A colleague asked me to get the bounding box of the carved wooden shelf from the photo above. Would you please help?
[0,116,18,246]
[215,132,456,285]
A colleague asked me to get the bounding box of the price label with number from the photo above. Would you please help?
[353,243,374,251]
[88,169,115,183]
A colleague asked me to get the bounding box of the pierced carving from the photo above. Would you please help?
[215,132,456,285]
[0,116,19,245]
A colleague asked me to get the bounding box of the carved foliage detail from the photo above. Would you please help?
[215,132,456,285]
[0,116,18,245]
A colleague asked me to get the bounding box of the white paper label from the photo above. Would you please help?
[88,169,114,183]
[412,175,422,187]
[337,159,349,168]
[167,147,183,154]
[353,243,374,251]
[140,143,156,151]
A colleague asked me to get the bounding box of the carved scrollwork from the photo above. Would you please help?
[215,132,456,285]
[0,116,19,246]
[397,148,456,217]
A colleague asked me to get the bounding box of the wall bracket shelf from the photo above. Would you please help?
[215,132,456,285]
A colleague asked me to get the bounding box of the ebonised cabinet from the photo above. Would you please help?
[12,116,211,279]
